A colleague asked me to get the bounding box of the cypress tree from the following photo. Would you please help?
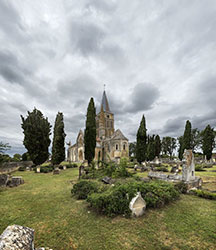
[136,115,147,163]
[178,136,184,160]
[183,120,192,150]
[21,108,51,165]
[155,135,161,157]
[84,98,96,164]
[52,112,66,165]
[202,125,215,160]
[146,135,155,161]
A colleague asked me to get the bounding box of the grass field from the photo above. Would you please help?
[0,168,216,250]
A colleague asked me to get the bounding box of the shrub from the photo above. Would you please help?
[71,180,103,199]
[87,180,180,216]
[39,165,54,173]
[67,163,78,168]
[87,183,137,216]
[195,165,206,171]
[174,181,188,194]
[190,189,216,200]
[112,158,132,178]
[18,166,26,171]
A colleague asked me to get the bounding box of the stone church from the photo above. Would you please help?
[67,91,129,163]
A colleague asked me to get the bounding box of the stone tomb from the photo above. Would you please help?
[129,192,146,217]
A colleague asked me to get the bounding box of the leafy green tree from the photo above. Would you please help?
[22,152,31,161]
[191,128,201,152]
[183,120,192,150]
[13,153,22,162]
[21,108,51,165]
[136,115,147,163]
[0,142,10,153]
[0,142,11,165]
[201,125,215,160]
[178,136,184,160]
[155,135,161,157]
[52,112,66,165]
[84,98,96,164]
[162,137,176,159]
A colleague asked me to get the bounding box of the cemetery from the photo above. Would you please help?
[0,152,216,249]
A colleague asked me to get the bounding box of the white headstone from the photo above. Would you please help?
[129,192,146,217]
[36,167,40,173]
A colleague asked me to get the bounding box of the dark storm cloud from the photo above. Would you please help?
[0,50,26,84]
[125,83,160,113]
[162,116,189,137]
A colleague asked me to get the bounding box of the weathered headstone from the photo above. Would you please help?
[36,167,40,173]
[182,149,195,182]
[53,168,60,175]
[8,176,24,187]
[0,225,34,250]
[0,174,9,187]
[129,192,146,217]
[63,166,67,170]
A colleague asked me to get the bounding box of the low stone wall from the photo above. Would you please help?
[0,161,33,174]
[148,171,202,189]
[0,225,52,250]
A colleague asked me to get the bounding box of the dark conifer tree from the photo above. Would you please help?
[84,98,96,164]
[178,136,184,160]
[52,112,66,165]
[202,125,215,160]
[21,108,51,165]
[155,135,161,157]
[136,115,147,163]
[146,135,155,161]
[183,120,192,150]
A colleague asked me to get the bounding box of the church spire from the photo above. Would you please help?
[101,90,110,112]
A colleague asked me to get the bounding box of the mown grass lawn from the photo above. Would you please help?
[0,169,216,250]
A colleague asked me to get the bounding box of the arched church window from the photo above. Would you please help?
[116,144,119,150]
[123,143,126,150]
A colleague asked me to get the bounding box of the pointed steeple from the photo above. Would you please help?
[101,90,110,112]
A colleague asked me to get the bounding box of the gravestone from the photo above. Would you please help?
[36,167,40,173]
[63,166,67,170]
[7,176,24,187]
[0,225,34,250]
[154,156,160,165]
[129,192,146,217]
[182,149,195,182]
[53,168,60,175]
[0,174,9,187]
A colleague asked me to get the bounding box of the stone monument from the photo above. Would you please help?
[129,192,146,217]
[182,149,195,182]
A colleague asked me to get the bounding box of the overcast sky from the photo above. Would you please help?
[0,0,216,155]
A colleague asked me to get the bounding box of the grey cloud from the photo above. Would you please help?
[85,0,116,13]
[0,50,32,85]
[70,21,105,56]
[0,0,25,42]
[125,83,160,113]
[162,116,189,137]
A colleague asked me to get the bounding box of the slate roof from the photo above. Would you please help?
[110,129,128,141]
[101,90,111,112]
